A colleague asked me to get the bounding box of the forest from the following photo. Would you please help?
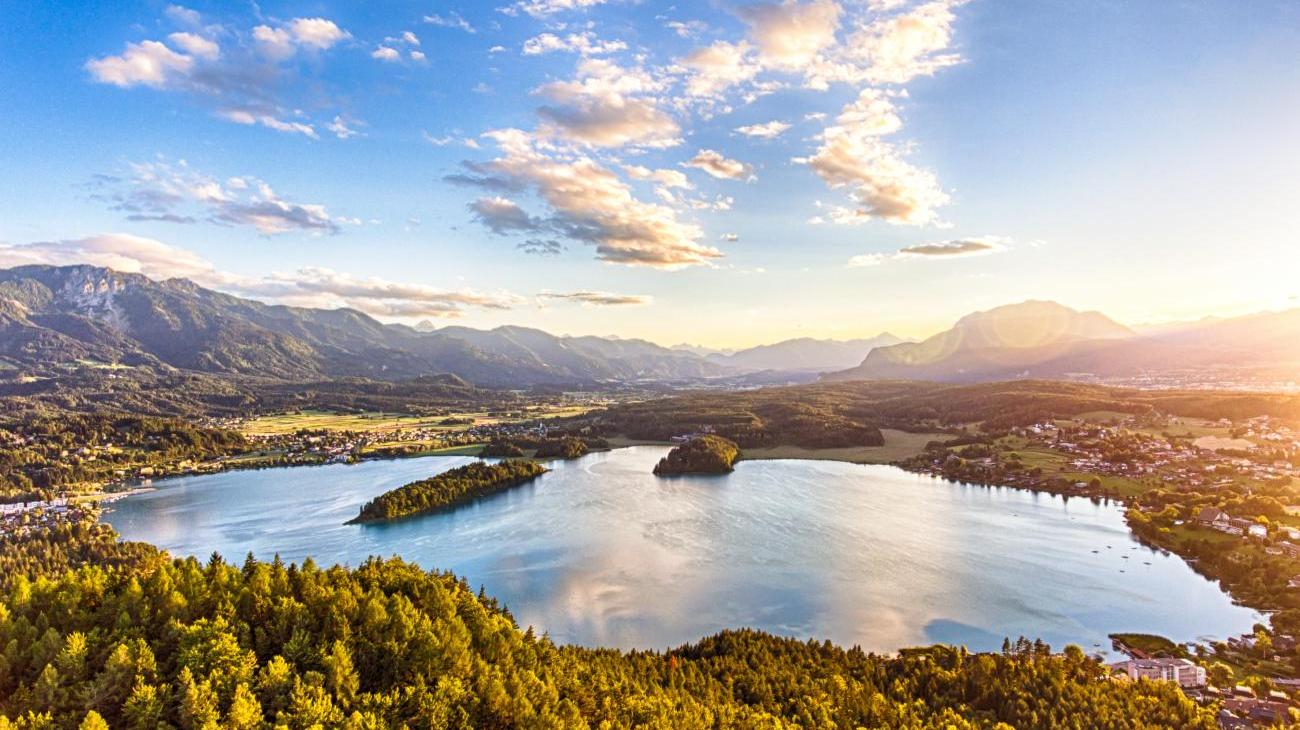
[0,415,247,500]
[347,461,549,524]
[585,380,1300,443]
[0,519,1219,729]
[653,436,741,475]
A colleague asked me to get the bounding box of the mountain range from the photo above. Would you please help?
[2,265,1297,391]
[0,265,898,387]
[824,300,1300,384]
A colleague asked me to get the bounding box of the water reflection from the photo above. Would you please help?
[103,446,1259,652]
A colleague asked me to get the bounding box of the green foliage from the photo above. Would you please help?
[349,460,548,523]
[654,436,741,475]
[0,413,247,497]
[0,526,1219,729]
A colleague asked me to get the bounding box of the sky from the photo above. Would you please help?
[0,0,1297,349]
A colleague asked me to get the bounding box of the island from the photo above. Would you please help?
[347,460,547,524]
[653,435,742,475]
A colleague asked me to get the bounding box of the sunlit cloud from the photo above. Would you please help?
[683,149,754,180]
[848,235,1011,266]
[537,290,653,306]
[94,158,346,235]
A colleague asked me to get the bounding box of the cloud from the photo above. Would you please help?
[898,236,1009,257]
[666,20,709,38]
[523,32,627,56]
[537,290,652,306]
[459,128,722,268]
[848,235,1010,266]
[623,165,692,189]
[519,239,564,255]
[469,196,545,235]
[503,0,610,18]
[248,267,524,317]
[86,40,194,87]
[678,41,761,99]
[841,0,964,85]
[0,234,217,282]
[167,32,219,60]
[0,235,525,320]
[326,116,361,140]
[683,149,753,180]
[97,158,344,235]
[219,110,318,138]
[720,233,740,242]
[164,5,202,27]
[86,12,351,136]
[424,11,475,33]
[737,0,843,69]
[535,58,681,148]
[800,89,946,225]
[372,46,401,62]
[253,18,350,59]
[735,120,791,138]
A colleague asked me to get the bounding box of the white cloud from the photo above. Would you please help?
[720,233,740,242]
[0,233,216,282]
[623,165,693,189]
[841,0,965,84]
[372,46,401,62]
[536,58,681,149]
[459,128,722,268]
[848,235,1010,266]
[425,11,476,33]
[166,32,219,60]
[503,0,610,18]
[164,5,202,27]
[85,40,194,87]
[87,12,351,137]
[683,149,753,180]
[219,110,317,138]
[0,235,525,320]
[523,32,627,56]
[737,0,843,69]
[801,89,946,225]
[735,120,791,138]
[537,290,653,306]
[327,116,362,140]
[99,158,344,235]
[678,41,761,99]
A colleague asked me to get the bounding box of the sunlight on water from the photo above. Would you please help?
[103,446,1260,652]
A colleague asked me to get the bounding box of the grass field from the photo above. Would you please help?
[243,405,595,436]
[740,429,946,464]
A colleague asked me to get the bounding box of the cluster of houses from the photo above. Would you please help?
[1109,655,1298,727]
[1194,507,1300,557]
[0,497,91,535]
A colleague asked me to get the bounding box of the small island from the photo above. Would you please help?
[347,460,548,524]
[653,435,742,476]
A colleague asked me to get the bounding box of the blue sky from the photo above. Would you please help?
[1,0,1297,347]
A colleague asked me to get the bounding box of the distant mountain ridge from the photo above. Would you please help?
[825,300,1300,384]
[0,265,728,386]
[710,334,908,373]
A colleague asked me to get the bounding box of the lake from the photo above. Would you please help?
[102,445,1259,653]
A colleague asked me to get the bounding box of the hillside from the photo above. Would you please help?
[826,302,1300,384]
[0,265,731,388]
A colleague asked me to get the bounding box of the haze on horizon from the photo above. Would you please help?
[0,0,1297,349]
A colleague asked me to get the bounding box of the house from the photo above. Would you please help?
[1197,507,1230,529]
[1281,542,1300,559]
[1248,523,1268,539]
[1110,658,1206,688]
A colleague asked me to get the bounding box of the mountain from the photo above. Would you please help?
[824,301,1136,382]
[711,334,907,373]
[825,301,1300,384]
[0,265,732,387]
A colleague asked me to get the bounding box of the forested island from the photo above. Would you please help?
[654,435,742,475]
[0,518,1218,729]
[347,460,548,524]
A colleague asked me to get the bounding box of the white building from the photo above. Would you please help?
[1111,658,1207,688]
